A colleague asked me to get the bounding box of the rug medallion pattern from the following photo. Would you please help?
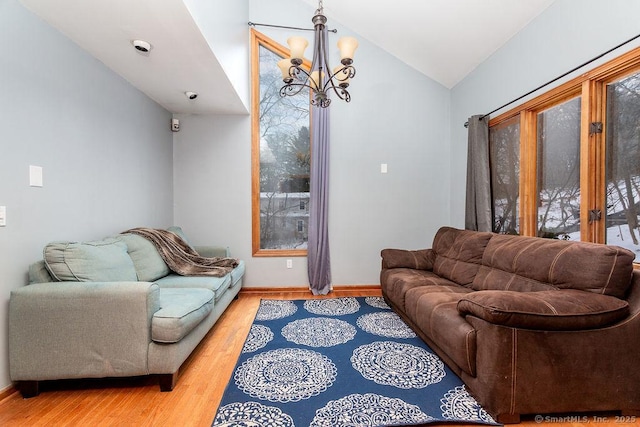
[213,297,498,427]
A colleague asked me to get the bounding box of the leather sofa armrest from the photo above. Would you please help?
[9,281,161,381]
[193,245,230,258]
[457,289,629,331]
[381,248,434,270]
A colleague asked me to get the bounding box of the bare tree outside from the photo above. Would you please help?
[606,72,640,258]
[490,115,520,234]
[258,46,311,250]
[536,97,581,239]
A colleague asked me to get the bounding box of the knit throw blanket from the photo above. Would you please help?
[124,227,239,277]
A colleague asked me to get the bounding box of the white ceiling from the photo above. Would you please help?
[311,0,556,89]
[19,0,555,115]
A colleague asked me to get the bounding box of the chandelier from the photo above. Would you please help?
[277,0,358,108]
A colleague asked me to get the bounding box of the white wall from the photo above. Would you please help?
[173,0,451,288]
[0,0,174,390]
[450,0,640,228]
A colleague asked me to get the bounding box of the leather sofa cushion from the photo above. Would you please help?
[432,227,493,286]
[458,289,630,330]
[381,249,434,270]
[472,234,635,298]
[152,288,214,343]
[118,233,170,282]
[44,239,137,282]
[381,268,460,312]
[405,287,477,376]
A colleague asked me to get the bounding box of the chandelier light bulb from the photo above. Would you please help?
[337,37,359,63]
[277,58,294,82]
[287,36,309,62]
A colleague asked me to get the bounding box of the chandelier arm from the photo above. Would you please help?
[280,81,314,98]
[289,65,311,82]
[328,64,356,82]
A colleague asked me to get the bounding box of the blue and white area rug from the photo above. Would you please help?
[212,297,499,427]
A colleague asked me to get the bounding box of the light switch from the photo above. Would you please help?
[0,206,6,227]
[30,165,43,187]
[381,163,388,174]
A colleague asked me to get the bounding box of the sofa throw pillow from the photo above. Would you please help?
[43,239,138,282]
[117,233,170,282]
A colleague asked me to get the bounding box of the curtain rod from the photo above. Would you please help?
[248,21,337,33]
[464,32,640,128]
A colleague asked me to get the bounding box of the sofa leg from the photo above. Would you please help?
[158,372,178,392]
[496,413,520,424]
[17,381,40,398]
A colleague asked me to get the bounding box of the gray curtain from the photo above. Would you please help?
[465,115,492,232]
[307,103,331,295]
[307,26,332,295]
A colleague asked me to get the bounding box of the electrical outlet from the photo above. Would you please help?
[286,259,293,269]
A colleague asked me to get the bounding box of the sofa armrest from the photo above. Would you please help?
[9,281,161,381]
[381,248,434,270]
[457,289,629,331]
[193,245,230,258]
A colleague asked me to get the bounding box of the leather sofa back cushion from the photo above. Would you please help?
[44,239,138,282]
[432,227,493,286]
[472,234,635,298]
[118,233,170,282]
[458,289,630,330]
[380,248,434,270]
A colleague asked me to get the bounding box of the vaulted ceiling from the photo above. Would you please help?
[19,0,555,114]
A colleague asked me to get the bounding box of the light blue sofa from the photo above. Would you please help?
[9,227,245,397]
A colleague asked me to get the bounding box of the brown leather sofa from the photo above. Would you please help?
[380,226,640,423]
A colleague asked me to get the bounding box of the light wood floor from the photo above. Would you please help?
[0,288,637,427]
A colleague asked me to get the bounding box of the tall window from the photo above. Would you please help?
[536,97,581,239]
[488,46,640,262]
[490,115,520,234]
[251,30,311,256]
[605,72,640,254]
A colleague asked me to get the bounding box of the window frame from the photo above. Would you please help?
[251,29,313,257]
[489,46,640,253]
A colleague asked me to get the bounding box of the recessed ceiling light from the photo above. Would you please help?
[132,39,151,53]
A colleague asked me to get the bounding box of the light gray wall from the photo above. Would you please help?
[450,0,640,228]
[0,0,174,390]
[173,0,451,287]
[183,0,251,110]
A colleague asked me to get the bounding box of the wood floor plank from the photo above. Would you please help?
[0,288,637,427]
